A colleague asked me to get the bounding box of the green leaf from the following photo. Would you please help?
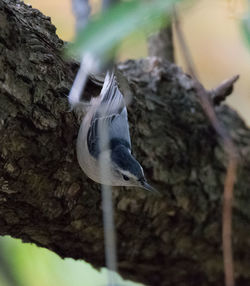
[66,0,180,60]
[241,14,250,50]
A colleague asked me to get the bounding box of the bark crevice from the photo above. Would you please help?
[0,1,250,285]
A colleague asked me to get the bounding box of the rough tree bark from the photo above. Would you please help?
[0,1,250,285]
[148,25,174,62]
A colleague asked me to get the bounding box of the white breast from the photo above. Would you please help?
[77,113,119,185]
[76,112,101,184]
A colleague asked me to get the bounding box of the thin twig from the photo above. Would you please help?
[68,58,88,107]
[174,7,238,286]
[173,8,198,80]
[100,181,118,286]
[72,0,90,32]
[210,75,239,106]
[70,1,118,285]
[99,99,118,286]
[99,1,119,285]
[223,158,237,286]
[69,0,92,107]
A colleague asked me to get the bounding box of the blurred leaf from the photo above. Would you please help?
[241,14,250,49]
[66,0,180,60]
[0,236,141,286]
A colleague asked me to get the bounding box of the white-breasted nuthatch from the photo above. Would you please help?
[73,71,155,192]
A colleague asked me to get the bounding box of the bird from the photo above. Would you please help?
[75,70,156,192]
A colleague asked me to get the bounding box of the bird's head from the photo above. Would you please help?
[110,144,156,192]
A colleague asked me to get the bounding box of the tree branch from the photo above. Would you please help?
[148,25,174,62]
[0,1,250,286]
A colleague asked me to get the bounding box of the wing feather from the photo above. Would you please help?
[87,72,131,158]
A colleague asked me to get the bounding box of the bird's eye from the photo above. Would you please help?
[123,175,129,181]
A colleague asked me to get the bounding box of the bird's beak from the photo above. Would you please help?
[141,181,159,194]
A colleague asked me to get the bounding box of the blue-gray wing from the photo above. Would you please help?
[87,72,131,158]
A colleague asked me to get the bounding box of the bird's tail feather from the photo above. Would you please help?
[98,71,125,116]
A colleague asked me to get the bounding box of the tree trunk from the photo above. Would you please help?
[0,1,250,285]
